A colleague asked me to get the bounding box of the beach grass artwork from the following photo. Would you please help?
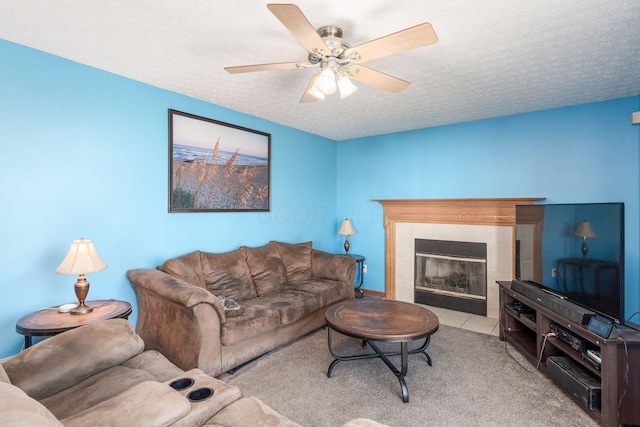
[169,110,270,212]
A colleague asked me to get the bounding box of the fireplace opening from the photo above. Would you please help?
[414,239,487,316]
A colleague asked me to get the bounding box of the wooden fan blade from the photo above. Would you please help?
[300,74,322,103]
[225,61,303,74]
[344,23,438,63]
[267,4,328,55]
[349,65,410,93]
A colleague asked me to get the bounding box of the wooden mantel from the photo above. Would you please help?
[375,198,544,299]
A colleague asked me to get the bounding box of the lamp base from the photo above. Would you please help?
[71,273,93,315]
[581,239,589,258]
[70,301,93,315]
[344,235,350,254]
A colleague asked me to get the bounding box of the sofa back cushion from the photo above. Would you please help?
[157,250,205,288]
[201,248,257,301]
[244,243,287,296]
[3,319,144,401]
[272,241,312,283]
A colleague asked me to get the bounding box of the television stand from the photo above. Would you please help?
[499,281,640,427]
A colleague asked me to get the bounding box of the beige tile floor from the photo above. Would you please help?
[417,304,500,336]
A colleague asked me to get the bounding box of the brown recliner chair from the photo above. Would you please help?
[0,319,269,426]
[0,318,388,427]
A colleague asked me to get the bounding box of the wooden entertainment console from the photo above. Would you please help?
[498,281,640,427]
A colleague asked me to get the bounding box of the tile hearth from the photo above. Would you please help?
[417,303,500,336]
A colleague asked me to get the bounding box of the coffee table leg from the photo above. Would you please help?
[327,328,433,403]
[327,328,339,377]
[399,342,409,403]
[410,336,433,366]
[326,327,388,378]
[367,340,410,403]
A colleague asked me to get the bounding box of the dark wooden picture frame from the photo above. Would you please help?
[168,109,271,212]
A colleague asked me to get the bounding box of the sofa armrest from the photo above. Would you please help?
[127,269,225,320]
[311,249,356,286]
[61,381,191,427]
[127,269,225,377]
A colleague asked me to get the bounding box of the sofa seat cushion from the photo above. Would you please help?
[252,290,321,325]
[121,350,185,383]
[220,301,281,346]
[158,250,206,288]
[207,396,302,427]
[286,279,351,307]
[244,243,287,296]
[201,248,257,301]
[272,241,312,282]
[60,381,190,427]
[39,365,156,420]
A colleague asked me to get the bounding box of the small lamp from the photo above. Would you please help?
[55,238,107,315]
[338,219,356,255]
[575,221,597,258]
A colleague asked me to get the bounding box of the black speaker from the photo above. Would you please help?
[511,280,595,325]
[547,356,601,410]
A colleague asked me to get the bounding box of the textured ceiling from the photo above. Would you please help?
[1,1,639,141]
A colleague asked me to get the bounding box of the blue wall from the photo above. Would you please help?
[337,97,640,325]
[2,37,639,358]
[0,40,339,357]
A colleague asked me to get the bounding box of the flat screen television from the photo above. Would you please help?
[515,202,624,324]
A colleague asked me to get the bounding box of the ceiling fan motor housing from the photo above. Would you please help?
[317,25,351,55]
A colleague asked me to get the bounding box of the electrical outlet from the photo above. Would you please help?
[363,264,368,273]
[552,268,557,277]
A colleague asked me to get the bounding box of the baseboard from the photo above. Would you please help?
[362,289,385,298]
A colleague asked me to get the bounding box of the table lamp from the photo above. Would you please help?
[55,238,107,314]
[338,219,356,254]
[575,221,597,258]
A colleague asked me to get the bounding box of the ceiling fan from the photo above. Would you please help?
[224,3,438,103]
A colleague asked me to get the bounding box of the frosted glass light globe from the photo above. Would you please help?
[337,75,357,99]
[314,68,337,95]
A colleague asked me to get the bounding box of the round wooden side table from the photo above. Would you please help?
[16,299,132,349]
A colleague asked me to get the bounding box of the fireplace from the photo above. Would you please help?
[414,239,487,315]
[375,198,544,319]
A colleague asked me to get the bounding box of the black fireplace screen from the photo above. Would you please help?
[414,239,487,315]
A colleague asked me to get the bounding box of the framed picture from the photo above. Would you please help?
[168,109,271,212]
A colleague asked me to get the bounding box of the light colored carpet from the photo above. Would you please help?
[222,325,598,427]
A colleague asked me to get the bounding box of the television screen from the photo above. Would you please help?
[516,203,624,324]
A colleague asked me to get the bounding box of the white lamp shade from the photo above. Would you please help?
[338,219,356,236]
[575,221,597,238]
[337,76,357,99]
[314,69,337,95]
[55,238,107,275]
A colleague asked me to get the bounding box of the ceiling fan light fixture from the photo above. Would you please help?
[337,75,357,99]
[314,68,337,95]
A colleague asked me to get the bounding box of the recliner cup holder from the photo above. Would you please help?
[187,387,214,402]
[169,377,194,391]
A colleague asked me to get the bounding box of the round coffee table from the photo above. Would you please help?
[325,299,439,403]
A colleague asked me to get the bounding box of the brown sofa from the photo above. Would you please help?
[127,241,356,378]
[1,319,387,427]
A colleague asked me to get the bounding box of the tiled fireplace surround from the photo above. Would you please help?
[376,198,542,326]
